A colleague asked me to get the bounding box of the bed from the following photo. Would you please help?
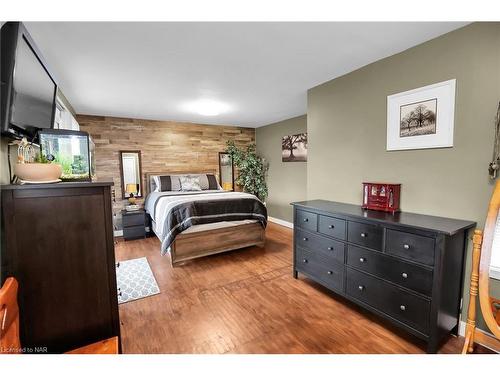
[144,170,267,265]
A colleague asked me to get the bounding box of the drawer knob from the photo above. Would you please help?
[303,259,308,263]
[303,237,308,241]
[360,233,367,238]
[401,272,408,279]
[328,224,334,229]
[303,218,309,222]
[403,244,410,250]
[400,305,406,311]
[359,257,366,263]
[327,246,334,251]
[358,285,365,291]
[327,271,333,275]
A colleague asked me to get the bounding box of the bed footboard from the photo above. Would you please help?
[170,222,265,265]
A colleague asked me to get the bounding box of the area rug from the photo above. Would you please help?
[116,257,160,304]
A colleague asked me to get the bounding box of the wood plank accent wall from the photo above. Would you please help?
[77,115,255,218]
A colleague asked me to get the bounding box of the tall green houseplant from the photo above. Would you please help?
[225,141,268,201]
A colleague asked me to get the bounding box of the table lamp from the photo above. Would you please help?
[125,184,138,205]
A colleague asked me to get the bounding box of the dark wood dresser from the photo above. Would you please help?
[0,182,121,353]
[291,200,475,353]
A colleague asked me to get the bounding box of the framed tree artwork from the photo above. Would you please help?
[387,79,456,151]
[282,133,307,162]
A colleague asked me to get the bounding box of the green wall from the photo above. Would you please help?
[307,22,500,333]
[256,115,307,223]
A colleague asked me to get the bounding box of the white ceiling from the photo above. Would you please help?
[25,22,468,128]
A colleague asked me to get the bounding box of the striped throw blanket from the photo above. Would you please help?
[146,191,267,254]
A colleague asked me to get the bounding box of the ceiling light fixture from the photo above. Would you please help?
[183,99,230,116]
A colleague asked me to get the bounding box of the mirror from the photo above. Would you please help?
[491,212,500,279]
[119,150,143,199]
[478,181,500,339]
[219,152,234,191]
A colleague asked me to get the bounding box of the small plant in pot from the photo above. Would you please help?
[15,151,63,184]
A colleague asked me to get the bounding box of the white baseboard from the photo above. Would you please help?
[268,216,294,229]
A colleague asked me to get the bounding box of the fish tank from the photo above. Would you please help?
[39,129,96,181]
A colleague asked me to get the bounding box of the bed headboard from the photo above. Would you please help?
[145,169,219,195]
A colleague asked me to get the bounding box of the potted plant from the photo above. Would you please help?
[225,141,268,202]
[14,139,63,183]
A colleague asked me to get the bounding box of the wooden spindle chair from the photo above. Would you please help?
[0,278,21,354]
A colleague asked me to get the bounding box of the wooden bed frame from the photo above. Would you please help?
[145,170,266,266]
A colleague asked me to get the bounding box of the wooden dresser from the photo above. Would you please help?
[0,182,121,353]
[291,200,475,353]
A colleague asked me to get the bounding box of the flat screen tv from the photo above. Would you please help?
[1,22,57,139]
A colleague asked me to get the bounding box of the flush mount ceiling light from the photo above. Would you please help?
[183,99,230,116]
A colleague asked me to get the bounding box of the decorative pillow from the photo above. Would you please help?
[152,175,182,192]
[179,176,202,191]
[206,174,220,190]
[151,176,160,192]
[194,174,210,190]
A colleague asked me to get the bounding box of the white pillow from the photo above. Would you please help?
[179,176,202,191]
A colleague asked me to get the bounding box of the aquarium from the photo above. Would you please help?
[39,129,96,181]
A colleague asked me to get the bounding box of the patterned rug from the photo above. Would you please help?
[116,257,160,304]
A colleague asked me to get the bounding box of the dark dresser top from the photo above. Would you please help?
[1,180,114,190]
[291,199,476,235]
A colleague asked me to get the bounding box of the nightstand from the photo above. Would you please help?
[122,209,146,240]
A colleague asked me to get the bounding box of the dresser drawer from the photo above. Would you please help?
[123,212,145,227]
[296,247,344,293]
[346,268,430,334]
[318,215,346,240]
[347,221,383,251]
[295,228,345,264]
[123,225,146,240]
[385,229,435,266]
[347,245,433,296]
[295,210,318,232]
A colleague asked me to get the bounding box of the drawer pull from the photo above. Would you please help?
[328,224,334,229]
[303,259,308,263]
[303,237,308,241]
[360,233,367,238]
[327,271,333,275]
[401,272,408,279]
[327,246,334,251]
[359,257,366,263]
[358,285,365,291]
[400,305,406,311]
[403,244,410,250]
[303,218,309,222]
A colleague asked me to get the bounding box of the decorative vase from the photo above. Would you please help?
[14,163,63,183]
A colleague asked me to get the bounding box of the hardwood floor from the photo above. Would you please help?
[115,222,491,354]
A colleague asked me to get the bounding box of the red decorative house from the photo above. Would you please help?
[362,182,401,213]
